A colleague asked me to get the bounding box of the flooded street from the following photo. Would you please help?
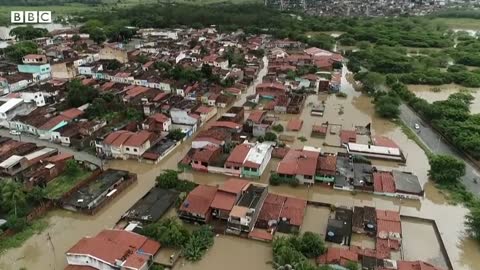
[1,62,480,270]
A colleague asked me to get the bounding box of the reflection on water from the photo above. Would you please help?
[1,63,480,270]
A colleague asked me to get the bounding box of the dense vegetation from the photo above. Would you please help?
[0,0,102,5]
[141,218,214,262]
[10,26,49,41]
[155,170,197,193]
[1,41,38,63]
[272,232,328,270]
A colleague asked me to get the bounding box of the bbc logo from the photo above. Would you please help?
[11,11,52,24]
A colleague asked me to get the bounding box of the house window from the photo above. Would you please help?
[304,175,313,180]
[250,168,258,172]
[126,147,130,151]
[134,149,138,152]
[234,166,240,170]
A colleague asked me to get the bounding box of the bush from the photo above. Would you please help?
[182,226,215,261]
[264,132,277,142]
[155,170,196,192]
[428,154,466,184]
[141,218,190,248]
[272,124,284,133]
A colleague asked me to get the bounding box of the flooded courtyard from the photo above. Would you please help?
[1,63,480,270]
[401,217,448,269]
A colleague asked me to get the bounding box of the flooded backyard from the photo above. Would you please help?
[401,217,448,269]
[1,62,480,270]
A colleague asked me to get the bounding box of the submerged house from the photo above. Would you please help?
[178,185,217,224]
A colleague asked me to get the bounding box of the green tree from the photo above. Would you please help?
[264,132,277,142]
[141,218,190,248]
[298,232,326,258]
[374,94,401,119]
[10,26,48,41]
[428,154,466,184]
[72,34,81,42]
[90,28,106,44]
[466,206,480,240]
[346,261,359,270]
[137,54,149,64]
[156,170,180,189]
[1,181,26,217]
[167,129,186,141]
[3,41,38,63]
[5,214,28,232]
[27,186,46,206]
[65,160,80,176]
[66,80,99,107]
[272,124,284,133]
[182,225,214,261]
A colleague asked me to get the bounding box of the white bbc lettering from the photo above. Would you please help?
[11,11,51,24]
[25,11,38,23]
[39,11,52,23]
[11,11,23,23]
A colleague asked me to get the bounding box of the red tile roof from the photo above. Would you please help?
[318,154,337,173]
[195,106,214,114]
[258,194,286,223]
[377,219,402,236]
[39,115,69,130]
[317,247,359,266]
[66,230,160,268]
[64,265,97,270]
[219,178,250,194]
[373,172,396,194]
[312,125,328,134]
[211,121,241,130]
[124,130,152,147]
[376,238,400,254]
[192,145,220,162]
[340,130,357,144]
[376,209,401,222]
[247,110,266,124]
[277,149,319,176]
[103,130,132,146]
[397,260,444,270]
[280,197,306,226]
[61,108,84,120]
[153,92,168,102]
[373,136,399,148]
[287,119,303,131]
[179,185,217,216]
[123,252,149,269]
[210,191,236,211]
[226,144,251,166]
[150,113,170,123]
[248,228,273,241]
[44,152,74,163]
[125,86,149,99]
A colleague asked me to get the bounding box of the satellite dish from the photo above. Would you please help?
[327,231,335,237]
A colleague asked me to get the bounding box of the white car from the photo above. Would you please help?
[414,123,420,130]
[9,130,21,136]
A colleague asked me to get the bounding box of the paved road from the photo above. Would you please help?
[399,104,480,194]
[0,129,102,166]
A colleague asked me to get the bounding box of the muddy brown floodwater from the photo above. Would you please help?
[1,61,480,270]
[408,84,480,114]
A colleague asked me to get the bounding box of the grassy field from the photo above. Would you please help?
[44,168,92,200]
[430,17,480,30]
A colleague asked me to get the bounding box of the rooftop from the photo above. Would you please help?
[66,229,160,269]
[123,187,179,223]
[179,185,217,216]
